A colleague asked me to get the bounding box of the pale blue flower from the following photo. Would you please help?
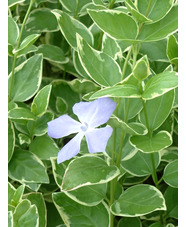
[47,98,116,164]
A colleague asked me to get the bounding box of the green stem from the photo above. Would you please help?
[74,0,79,18]
[145,0,152,16]
[96,31,104,50]
[8,0,34,102]
[121,46,132,80]
[108,0,116,9]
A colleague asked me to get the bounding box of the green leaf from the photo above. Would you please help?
[164,186,178,219]
[13,34,40,54]
[24,193,46,227]
[108,116,147,135]
[27,112,54,136]
[90,84,141,99]
[8,120,15,162]
[8,0,25,7]
[13,199,39,227]
[88,9,138,41]
[163,159,178,188]
[130,131,172,153]
[52,10,93,50]
[8,16,19,46]
[31,85,52,116]
[26,8,58,32]
[167,35,178,61]
[8,107,36,120]
[56,97,68,114]
[140,90,175,131]
[140,39,168,62]
[62,155,120,191]
[11,185,25,207]
[51,157,107,206]
[53,192,110,227]
[142,71,178,100]
[101,34,122,60]
[29,134,59,160]
[77,34,121,87]
[8,211,13,227]
[16,45,38,58]
[18,133,31,145]
[124,0,151,23]
[8,54,43,102]
[121,150,160,177]
[59,0,91,14]
[8,182,16,205]
[138,0,174,22]
[8,148,49,183]
[111,184,166,217]
[36,44,69,64]
[117,217,142,227]
[138,5,178,42]
[73,50,90,79]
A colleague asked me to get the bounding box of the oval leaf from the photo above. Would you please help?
[31,84,52,116]
[163,159,178,188]
[142,71,178,100]
[130,131,172,153]
[111,184,166,217]
[8,148,49,183]
[62,155,120,191]
[90,84,141,99]
[8,54,43,102]
[121,150,160,177]
[36,44,69,64]
[53,192,110,227]
[88,9,138,41]
[8,16,19,46]
[8,107,36,120]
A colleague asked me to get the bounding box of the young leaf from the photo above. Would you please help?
[88,9,138,41]
[11,185,25,207]
[8,16,19,46]
[121,150,160,177]
[8,107,36,120]
[13,34,40,54]
[24,192,46,227]
[31,84,52,116]
[8,148,49,183]
[62,155,120,191]
[140,90,175,131]
[8,54,43,102]
[52,10,93,50]
[29,134,59,160]
[77,34,121,87]
[111,184,166,217]
[130,131,172,153]
[53,192,110,227]
[142,71,178,100]
[36,44,69,64]
[163,159,178,188]
[13,199,39,227]
[26,8,58,32]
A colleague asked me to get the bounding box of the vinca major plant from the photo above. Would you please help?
[8,0,178,226]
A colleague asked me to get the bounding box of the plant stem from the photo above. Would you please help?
[8,0,34,102]
[96,31,104,50]
[74,0,79,18]
[121,46,132,80]
[108,0,116,9]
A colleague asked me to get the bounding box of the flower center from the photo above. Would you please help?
[80,122,88,132]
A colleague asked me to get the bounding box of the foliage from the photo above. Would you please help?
[8,0,178,226]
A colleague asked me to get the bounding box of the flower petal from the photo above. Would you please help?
[72,98,116,128]
[57,132,84,164]
[47,114,81,139]
[85,126,113,153]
